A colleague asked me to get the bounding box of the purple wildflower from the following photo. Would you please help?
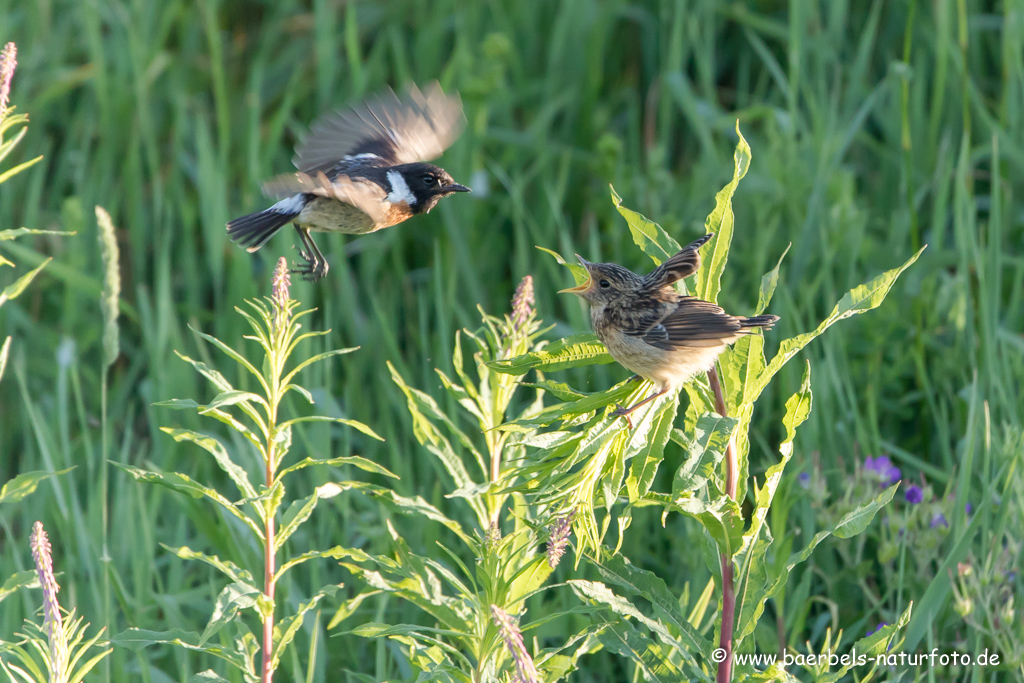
[864,455,901,487]
[272,257,291,329]
[30,522,67,675]
[0,43,16,120]
[798,472,810,490]
[904,485,924,505]
[866,623,889,637]
[965,502,973,515]
[485,521,502,548]
[491,605,539,683]
[546,508,576,569]
[511,275,535,331]
[930,512,949,529]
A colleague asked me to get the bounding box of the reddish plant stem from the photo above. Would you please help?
[262,458,276,683]
[707,367,736,683]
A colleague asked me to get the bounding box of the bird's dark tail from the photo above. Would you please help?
[226,206,300,253]
[740,314,780,330]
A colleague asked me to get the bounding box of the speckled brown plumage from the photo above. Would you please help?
[561,233,779,421]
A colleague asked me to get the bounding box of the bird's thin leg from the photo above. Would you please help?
[611,386,670,427]
[291,226,329,281]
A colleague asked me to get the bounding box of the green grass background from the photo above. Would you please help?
[1,0,1022,680]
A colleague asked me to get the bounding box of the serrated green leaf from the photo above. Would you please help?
[781,361,812,449]
[626,397,678,501]
[276,546,370,582]
[153,398,201,409]
[113,462,263,540]
[270,585,341,670]
[670,414,736,497]
[588,554,712,659]
[499,381,635,429]
[0,258,50,306]
[112,628,255,677]
[0,228,75,241]
[486,333,614,375]
[749,247,925,401]
[388,361,488,523]
[755,483,899,639]
[161,545,255,584]
[0,468,71,506]
[364,488,471,545]
[0,155,44,184]
[278,455,396,480]
[200,582,261,645]
[597,620,687,683]
[521,379,588,402]
[160,428,256,499]
[174,352,234,392]
[0,570,38,604]
[610,185,681,264]
[280,347,359,386]
[277,415,383,441]
[201,390,266,413]
[275,483,343,550]
[756,243,790,314]
[571,579,707,672]
[833,484,898,539]
[536,245,589,284]
[696,123,751,304]
[190,326,268,393]
[346,622,472,640]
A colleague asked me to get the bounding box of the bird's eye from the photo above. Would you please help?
[422,174,435,184]
[598,279,611,289]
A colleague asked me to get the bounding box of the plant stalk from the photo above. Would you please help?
[263,453,276,683]
[708,366,735,683]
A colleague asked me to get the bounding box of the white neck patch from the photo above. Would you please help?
[386,170,417,206]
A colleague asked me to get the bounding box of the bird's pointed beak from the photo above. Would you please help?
[447,183,471,193]
[559,255,592,294]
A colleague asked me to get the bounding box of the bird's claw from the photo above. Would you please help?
[610,404,634,429]
[290,251,329,282]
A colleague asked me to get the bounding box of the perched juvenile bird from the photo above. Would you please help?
[227,83,470,281]
[560,234,779,420]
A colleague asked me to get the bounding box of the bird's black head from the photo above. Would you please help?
[389,162,471,214]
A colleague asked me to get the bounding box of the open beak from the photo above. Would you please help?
[446,183,471,193]
[558,254,592,294]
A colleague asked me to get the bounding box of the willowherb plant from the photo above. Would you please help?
[1,41,68,387]
[113,257,387,683]
[0,522,111,683]
[0,41,73,596]
[334,278,599,681]
[486,126,923,681]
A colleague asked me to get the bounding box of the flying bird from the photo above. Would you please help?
[227,83,470,281]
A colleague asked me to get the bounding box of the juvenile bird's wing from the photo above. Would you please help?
[623,297,747,351]
[643,233,714,290]
[262,172,388,225]
[293,83,465,174]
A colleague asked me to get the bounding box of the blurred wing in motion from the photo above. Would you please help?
[293,83,466,173]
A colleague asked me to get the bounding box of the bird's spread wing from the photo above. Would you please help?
[262,171,388,225]
[643,233,713,290]
[624,297,746,351]
[293,83,465,173]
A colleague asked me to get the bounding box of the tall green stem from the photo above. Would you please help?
[708,367,735,683]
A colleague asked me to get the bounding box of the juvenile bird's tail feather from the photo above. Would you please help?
[739,314,780,330]
[226,209,298,253]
